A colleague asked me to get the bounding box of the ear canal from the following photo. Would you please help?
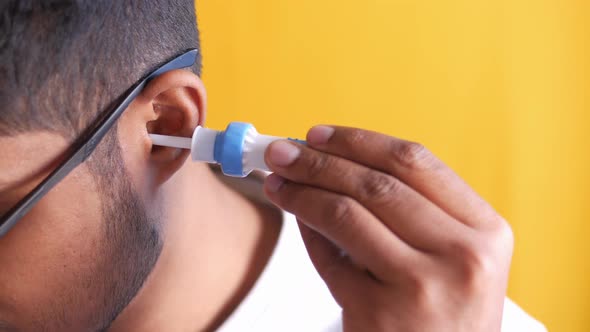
[147,104,190,136]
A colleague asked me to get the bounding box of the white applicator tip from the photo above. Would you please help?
[149,134,192,149]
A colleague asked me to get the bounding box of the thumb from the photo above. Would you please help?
[297,219,369,307]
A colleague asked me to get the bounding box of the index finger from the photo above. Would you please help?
[306,126,500,229]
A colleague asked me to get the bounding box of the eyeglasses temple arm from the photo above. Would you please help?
[0,49,198,237]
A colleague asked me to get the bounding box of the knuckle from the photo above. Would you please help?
[489,217,515,257]
[452,239,497,290]
[495,217,514,246]
[392,141,435,171]
[343,128,368,148]
[407,274,436,309]
[323,196,356,233]
[306,152,331,180]
[358,172,401,202]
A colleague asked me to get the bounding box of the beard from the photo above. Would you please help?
[82,133,164,332]
[92,171,163,331]
[25,133,164,332]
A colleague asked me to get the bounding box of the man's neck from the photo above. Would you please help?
[109,163,282,332]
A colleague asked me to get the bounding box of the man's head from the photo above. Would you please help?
[0,1,206,330]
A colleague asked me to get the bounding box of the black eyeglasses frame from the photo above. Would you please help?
[0,48,199,237]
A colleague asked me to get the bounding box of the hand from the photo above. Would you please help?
[263,126,514,332]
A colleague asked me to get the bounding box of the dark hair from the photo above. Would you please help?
[0,0,202,138]
[0,2,201,329]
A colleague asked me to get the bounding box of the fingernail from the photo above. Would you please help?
[266,173,285,192]
[307,125,335,145]
[268,140,300,167]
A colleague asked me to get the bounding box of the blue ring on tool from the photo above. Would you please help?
[213,122,253,177]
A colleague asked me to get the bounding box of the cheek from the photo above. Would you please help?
[0,166,106,329]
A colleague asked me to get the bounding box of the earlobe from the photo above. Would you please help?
[133,69,207,186]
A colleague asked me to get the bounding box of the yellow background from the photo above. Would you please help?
[196,1,589,331]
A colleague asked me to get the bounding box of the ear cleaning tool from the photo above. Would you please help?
[149,122,305,177]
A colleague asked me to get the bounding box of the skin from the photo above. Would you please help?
[0,70,282,331]
[263,126,514,332]
[0,68,513,330]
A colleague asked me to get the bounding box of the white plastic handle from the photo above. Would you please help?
[149,134,191,149]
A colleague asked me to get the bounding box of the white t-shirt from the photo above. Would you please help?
[217,213,546,332]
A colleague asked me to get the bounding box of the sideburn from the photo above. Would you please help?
[86,128,164,331]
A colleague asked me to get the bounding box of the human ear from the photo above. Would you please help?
[119,69,207,188]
